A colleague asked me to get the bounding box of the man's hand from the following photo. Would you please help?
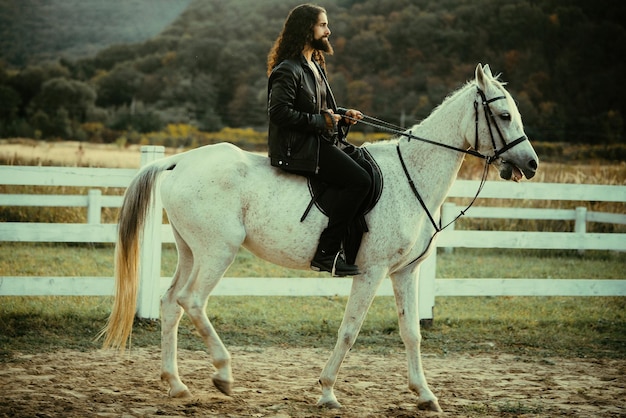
[323,109,341,130]
[343,109,363,125]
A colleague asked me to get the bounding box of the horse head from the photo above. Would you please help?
[473,64,539,181]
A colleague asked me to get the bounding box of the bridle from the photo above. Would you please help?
[342,85,529,266]
[474,88,529,162]
[345,86,528,164]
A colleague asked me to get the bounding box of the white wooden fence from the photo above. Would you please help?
[1,146,625,320]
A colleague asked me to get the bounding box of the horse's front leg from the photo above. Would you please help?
[391,266,442,412]
[317,269,385,409]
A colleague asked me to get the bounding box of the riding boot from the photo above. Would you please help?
[311,247,361,277]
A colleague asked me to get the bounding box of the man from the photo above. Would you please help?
[267,4,371,276]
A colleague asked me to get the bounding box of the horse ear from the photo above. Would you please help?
[475,63,486,89]
[483,64,493,78]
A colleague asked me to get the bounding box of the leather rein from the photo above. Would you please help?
[344,86,529,265]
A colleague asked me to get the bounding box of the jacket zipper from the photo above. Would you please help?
[287,133,293,157]
[315,135,320,173]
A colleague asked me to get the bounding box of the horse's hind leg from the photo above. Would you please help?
[174,232,244,396]
[160,226,193,398]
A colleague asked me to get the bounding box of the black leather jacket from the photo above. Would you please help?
[267,55,346,173]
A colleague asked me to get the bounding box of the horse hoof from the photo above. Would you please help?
[317,399,342,409]
[169,388,192,398]
[212,377,233,396]
[418,399,443,412]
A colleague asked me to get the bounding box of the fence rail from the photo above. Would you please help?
[1,146,625,320]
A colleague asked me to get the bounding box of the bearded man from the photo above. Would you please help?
[267,4,370,277]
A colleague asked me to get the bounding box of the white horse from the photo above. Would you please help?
[101,64,538,413]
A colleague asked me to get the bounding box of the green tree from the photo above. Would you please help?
[190,73,222,131]
[95,65,142,107]
[31,77,96,121]
[0,85,21,120]
[93,44,138,71]
[8,63,69,118]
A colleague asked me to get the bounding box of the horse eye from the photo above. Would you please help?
[500,113,511,121]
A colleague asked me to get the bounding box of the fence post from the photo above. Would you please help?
[87,189,102,224]
[418,250,437,325]
[575,206,587,255]
[136,146,165,319]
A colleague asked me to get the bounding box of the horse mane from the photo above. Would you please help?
[361,71,509,149]
[429,71,508,117]
[362,81,476,148]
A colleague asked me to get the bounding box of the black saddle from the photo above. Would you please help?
[301,144,383,264]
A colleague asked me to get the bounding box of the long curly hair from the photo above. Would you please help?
[267,4,329,76]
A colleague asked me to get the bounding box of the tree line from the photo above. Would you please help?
[0,0,624,147]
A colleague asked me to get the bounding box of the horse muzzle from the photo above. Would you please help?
[498,158,538,182]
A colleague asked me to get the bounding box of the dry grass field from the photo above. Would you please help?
[0,139,147,168]
[1,138,625,183]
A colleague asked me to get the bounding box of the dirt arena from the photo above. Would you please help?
[1,346,624,417]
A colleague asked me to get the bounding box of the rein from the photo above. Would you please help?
[345,86,528,266]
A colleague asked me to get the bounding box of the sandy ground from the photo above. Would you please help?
[0,347,624,417]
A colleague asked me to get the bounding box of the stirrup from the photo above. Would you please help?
[311,250,361,277]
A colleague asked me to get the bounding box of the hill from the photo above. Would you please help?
[0,0,624,149]
[0,0,191,66]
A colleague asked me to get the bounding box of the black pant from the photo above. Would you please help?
[286,140,371,254]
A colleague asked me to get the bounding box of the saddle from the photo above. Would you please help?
[300,144,383,264]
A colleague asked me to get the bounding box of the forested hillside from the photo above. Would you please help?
[0,0,624,148]
[0,0,192,65]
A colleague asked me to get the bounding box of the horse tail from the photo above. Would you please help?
[98,155,181,351]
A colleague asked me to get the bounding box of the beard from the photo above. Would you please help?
[311,36,334,54]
